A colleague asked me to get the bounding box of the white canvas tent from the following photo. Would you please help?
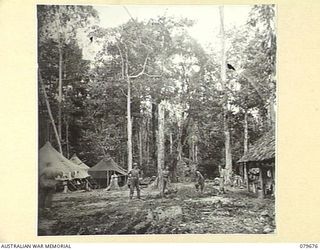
[70,154,90,179]
[70,154,90,171]
[39,142,85,180]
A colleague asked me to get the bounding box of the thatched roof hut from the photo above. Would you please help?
[237,129,276,198]
[238,129,275,164]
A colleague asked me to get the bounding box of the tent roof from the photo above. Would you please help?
[238,130,275,163]
[89,158,127,176]
[74,170,90,179]
[39,142,86,178]
[70,154,90,170]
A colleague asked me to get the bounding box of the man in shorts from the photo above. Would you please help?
[128,163,141,199]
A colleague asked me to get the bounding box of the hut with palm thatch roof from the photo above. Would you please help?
[238,129,275,198]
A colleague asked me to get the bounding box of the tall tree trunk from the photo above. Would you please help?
[243,109,249,187]
[116,44,126,169]
[122,142,126,169]
[152,102,158,169]
[126,77,133,171]
[125,49,133,171]
[188,125,193,162]
[157,102,165,195]
[244,110,248,154]
[139,128,143,167]
[58,43,63,141]
[39,71,62,153]
[46,120,50,143]
[195,144,198,163]
[224,129,232,177]
[177,125,182,161]
[220,6,232,183]
[189,139,194,162]
[169,131,173,154]
[66,118,69,158]
[192,140,195,162]
[190,128,195,162]
[146,117,150,164]
[122,123,127,167]
[55,6,63,143]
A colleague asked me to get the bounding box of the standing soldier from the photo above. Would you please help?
[162,166,170,196]
[128,163,141,199]
[195,169,205,194]
[219,165,228,194]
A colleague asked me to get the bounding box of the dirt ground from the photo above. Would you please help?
[38,182,275,235]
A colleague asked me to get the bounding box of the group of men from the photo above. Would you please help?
[127,162,206,199]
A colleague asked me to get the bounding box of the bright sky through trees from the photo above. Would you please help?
[98,5,250,46]
[81,5,251,60]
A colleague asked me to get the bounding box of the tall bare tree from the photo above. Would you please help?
[157,102,165,195]
[219,6,232,182]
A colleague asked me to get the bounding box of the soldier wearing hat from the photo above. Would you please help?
[128,163,141,199]
[195,169,205,194]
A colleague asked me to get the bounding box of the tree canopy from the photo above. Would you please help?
[38,5,276,177]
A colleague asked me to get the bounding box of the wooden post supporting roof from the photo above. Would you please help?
[245,164,250,192]
[258,167,265,199]
[106,171,109,187]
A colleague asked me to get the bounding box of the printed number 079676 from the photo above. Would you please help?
[300,244,318,248]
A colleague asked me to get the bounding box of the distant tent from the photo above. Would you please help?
[89,158,127,178]
[69,154,90,179]
[74,169,90,179]
[70,154,90,171]
[39,142,83,180]
[89,158,127,187]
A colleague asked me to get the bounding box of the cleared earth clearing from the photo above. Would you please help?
[38,183,275,235]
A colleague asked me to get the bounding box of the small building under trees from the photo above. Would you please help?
[238,129,275,198]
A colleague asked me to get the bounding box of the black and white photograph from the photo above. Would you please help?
[37,4,276,235]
